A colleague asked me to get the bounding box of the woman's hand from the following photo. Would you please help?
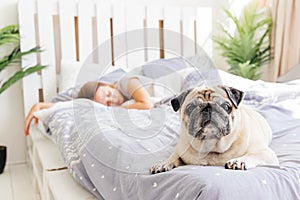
[24,102,54,136]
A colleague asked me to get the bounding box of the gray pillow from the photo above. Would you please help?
[98,68,126,84]
[141,57,189,78]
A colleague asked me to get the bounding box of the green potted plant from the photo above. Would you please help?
[0,24,47,174]
[213,1,272,80]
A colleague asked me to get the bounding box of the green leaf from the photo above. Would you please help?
[0,65,47,94]
[0,25,20,46]
[0,25,19,35]
[213,1,273,80]
[0,24,47,95]
[0,46,43,72]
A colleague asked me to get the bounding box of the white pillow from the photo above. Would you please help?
[59,60,82,92]
[217,69,257,91]
[153,68,196,97]
[59,59,129,92]
[34,101,74,121]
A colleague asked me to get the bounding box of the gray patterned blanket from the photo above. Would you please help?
[36,76,300,200]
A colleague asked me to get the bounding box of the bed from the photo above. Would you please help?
[18,0,300,200]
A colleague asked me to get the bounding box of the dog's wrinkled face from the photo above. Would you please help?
[171,85,244,140]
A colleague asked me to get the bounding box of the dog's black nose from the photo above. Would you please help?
[202,104,212,114]
[201,104,211,127]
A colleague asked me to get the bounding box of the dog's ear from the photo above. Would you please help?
[221,86,244,109]
[171,88,193,112]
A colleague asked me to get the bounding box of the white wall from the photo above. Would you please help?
[0,0,27,164]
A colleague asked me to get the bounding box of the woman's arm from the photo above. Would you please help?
[24,102,54,136]
[122,78,153,110]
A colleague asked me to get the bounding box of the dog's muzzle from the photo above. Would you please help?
[188,103,231,140]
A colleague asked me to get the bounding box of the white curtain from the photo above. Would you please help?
[267,0,300,81]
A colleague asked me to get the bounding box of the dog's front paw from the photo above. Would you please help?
[225,159,247,170]
[150,161,177,174]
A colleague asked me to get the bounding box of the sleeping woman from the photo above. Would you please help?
[24,62,199,136]
[24,76,154,136]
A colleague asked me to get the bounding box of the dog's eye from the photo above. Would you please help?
[185,104,196,115]
[221,103,232,114]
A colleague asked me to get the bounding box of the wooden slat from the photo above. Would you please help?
[18,0,40,115]
[126,5,145,70]
[18,0,224,198]
[211,3,224,61]
[77,0,94,62]
[145,6,162,61]
[37,0,57,102]
[47,170,96,200]
[163,6,182,58]
[112,4,127,68]
[182,7,196,57]
[58,0,76,61]
[96,1,113,69]
[196,7,213,56]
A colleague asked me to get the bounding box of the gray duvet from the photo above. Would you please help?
[40,74,300,200]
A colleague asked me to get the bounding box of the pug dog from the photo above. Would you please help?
[150,85,279,173]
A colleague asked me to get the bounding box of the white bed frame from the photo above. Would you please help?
[18,0,226,199]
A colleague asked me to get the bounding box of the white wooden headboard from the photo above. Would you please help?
[18,0,225,116]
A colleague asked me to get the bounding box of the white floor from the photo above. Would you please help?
[0,163,35,200]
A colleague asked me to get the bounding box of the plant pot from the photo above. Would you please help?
[0,146,7,174]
